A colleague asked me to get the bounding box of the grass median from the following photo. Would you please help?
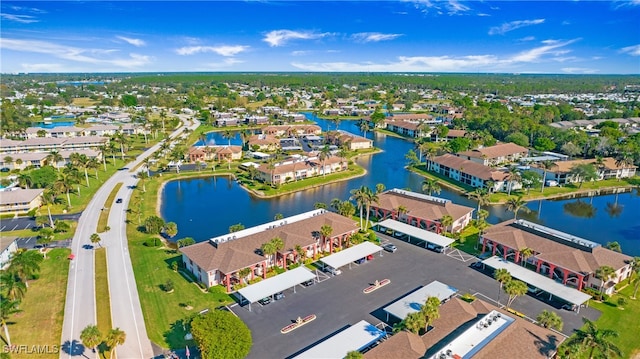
[95,248,113,359]
[97,183,123,233]
[9,248,71,359]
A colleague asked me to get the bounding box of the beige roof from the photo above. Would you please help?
[63,136,108,145]
[537,157,637,173]
[447,129,467,138]
[458,142,529,160]
[375,190,473,222]
[365,298,562,359]
[384,120,421,131]
[389,114,433,121]
[248,134,279,146]
[483,220,632,274]
[0,236,18,253]
[0,189,44,205]
[431,154,509,182]
[180,212,358,273]
[257,155,344,175]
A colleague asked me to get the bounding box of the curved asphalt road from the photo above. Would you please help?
[60,116,199,359]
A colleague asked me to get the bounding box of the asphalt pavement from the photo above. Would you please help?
[60,116,198,359]
[0,212,82,233]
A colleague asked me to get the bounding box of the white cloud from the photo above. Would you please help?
[291,50,312,56]
[206,58,244,68]
[292,39,580,72]
[509,39,578,62]
[519,36,536,42]
[263,30,332,47]
[620,44,640,56]
[20,63,65,72]
[116,36,146,47]
[0,38,152,68]
[561,67,599,74]
[352,32,402,43]
[1,13,39,23]
[489,19,545,35]
[175,45,249,56]
[406,0,471,16]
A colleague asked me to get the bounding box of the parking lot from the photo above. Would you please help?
[232,234,600,359]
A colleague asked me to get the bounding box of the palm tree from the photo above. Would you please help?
[238,268,252,284]
[137,171,149,192]
[630,256,640,299]
[519,247,534,267]
[350,186,367,231]
[261,242,276,269]
[330,198,342,212]
[506,196,526,220]
[536,310,563,331]
[0,297,22,347]
[538,160,555,193]
[375,183,386,195]
[504,279,528,309]
[17,173,33,189]
[359,120,370,138]
[0,272,27,301]
[420,296,441,333]
[164,222,178,238]
[105,328,126,359]
[506,166,521,196]
[46,150,63,171]
[90,233,101,248]
[402,312,426,334]
[37,227,55,251]
[564,318,622,359]
[54,171,77,207]
[271,237,284,267]
[3,156,14,169]
[80,324,103,353]
[605,241,621,253]
[439,214,453,235]
[467,188,489,220]
[595,265,616,294]
[10,249,43,283]
[320,224,333,252]
[425,147,438,171]
[41,190,57,228]
[222,129,235,146]
[494,268,512,305]
[318,145,332,177]
[294,244,304,264]
[422,178,441,196]
[363,186,379,230]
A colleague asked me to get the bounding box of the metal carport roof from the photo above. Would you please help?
[293,320,386,359]
[482,256,591,306]
[377,219,454,248]
[238,266,315,304]
[383,280,458,321]
[319,241,383,270]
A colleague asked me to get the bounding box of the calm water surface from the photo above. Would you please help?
[162,115,640,256]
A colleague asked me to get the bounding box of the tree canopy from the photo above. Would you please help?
[191,310,252,359]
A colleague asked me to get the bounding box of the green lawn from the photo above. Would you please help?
[558,283,640,358]
[94,248,113,359]
[408,165,475,193]
[127,175,233,349]
[8,248,71,359]
[97,183,123,233]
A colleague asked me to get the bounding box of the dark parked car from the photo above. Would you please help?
[274,292,285,300]
[0,168,10,172]
[382,244,397,253]
[116,198,123,204]
[302,279,315,287]
[470,261,483,269]
[355,258,366,264]
[258,297,271,305]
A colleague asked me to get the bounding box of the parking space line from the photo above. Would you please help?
[0,226,5,231]
[25,224,32,229]
[11,224,19,231]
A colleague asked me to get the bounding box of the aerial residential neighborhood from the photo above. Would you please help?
[1,1,640,359]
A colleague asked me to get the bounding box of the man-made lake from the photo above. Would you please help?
[162,115,640,256]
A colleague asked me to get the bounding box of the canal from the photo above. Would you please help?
[162,115,640,256]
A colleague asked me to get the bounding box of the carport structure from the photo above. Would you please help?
[482,256,591,312]
[293,320,386,359]
[319,241,383,271]
[238,267,316,311]
[383,280,458,321]
[376,219,454,251]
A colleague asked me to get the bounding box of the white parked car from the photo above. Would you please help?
[326,266,342,275]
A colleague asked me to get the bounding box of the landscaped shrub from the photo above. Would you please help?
[143,238,161,247]
[163,280,174,292]
[461,293,476,303]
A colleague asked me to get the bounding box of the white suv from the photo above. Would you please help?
[326,266,342,275]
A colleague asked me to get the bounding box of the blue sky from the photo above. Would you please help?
[1,1,639,74]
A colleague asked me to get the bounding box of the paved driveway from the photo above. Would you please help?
[232,234,599,359]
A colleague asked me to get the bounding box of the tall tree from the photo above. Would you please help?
[506,196,526,220]
[80,324,102,353]
[350,186,367,231]
[538,160,556,193]
[504,279,528,309]
[519,247,534,267]
[564,318,622,359]
[569,163,598,188]
[439,214,453,235]
[164,222,178,238]
[536,310,563,331]
[9,250,43,287]
[420,296,441,333]
[422,178,441,196]
[0,297,22,347]
[595,265,616,294]
[0,272,27,301]
[494,268,512,305]
[90,233,101,248]
[320,225,333,252]
[318,145,332,177]
[630,257,640,299]
[105,328,126,359]
[467,188,489,220]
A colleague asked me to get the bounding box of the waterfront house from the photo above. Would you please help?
[0,188,44,215]
[247,134,280,151]
[325,130,373,151]
[0,149,102,170]
[531,157,637,185]
[179,210,359,291]
[369,189,474,234]
[480,219,633,295]
[365,297,562,359]
[187,146,242,163]
[426,154,513,192]
[256,154,347,185]
[261,125,322,137]
[0,137,108,155]
[456,143,529,166]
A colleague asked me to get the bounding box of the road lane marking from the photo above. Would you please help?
[11,224,18,231]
